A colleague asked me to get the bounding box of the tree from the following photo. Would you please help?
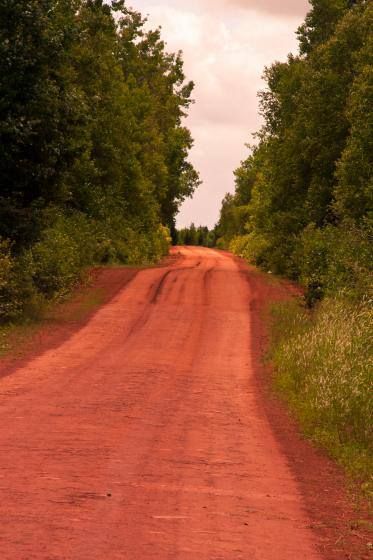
[217,0,372,294]
[297,0,349,55]
[0,0,86,245]
[0,0,199,319]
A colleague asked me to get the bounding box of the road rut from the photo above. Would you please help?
[0,247,322,559]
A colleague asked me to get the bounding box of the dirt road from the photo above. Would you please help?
[0,247,326,559]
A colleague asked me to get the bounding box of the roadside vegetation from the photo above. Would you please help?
[216,0,372,490]
[0,0,198,325]
[270,299,372,494]
[176,224,216,247]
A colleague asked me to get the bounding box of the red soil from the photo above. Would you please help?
[0,247,370,559]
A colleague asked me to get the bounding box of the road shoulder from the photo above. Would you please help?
[242,260,372,560]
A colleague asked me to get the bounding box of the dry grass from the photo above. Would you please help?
[270,297,373,498]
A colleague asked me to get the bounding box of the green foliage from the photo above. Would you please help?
[0,0,88,245]
[177,224,216,247]
[0,0,198,322]
[218,1,372,298]
[270,297,373,488]
[215,193,250,248]
[0,239,41,321]
[30,211,97,296]
[0,240,19,320]
[334,30,373,224]
[295,222,372,305]
[229,233,271,266]
[0,209,172,322]
[297,0,350,55]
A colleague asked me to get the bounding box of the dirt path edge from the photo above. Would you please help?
[239,256,372,560]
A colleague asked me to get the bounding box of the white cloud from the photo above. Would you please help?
[224,0,310,16]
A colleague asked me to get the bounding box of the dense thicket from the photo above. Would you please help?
[216,0,372,304]
[0,0,199,320]
[176,224,216,247]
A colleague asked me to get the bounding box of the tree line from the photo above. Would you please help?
[176,224,216,247]
[0,0,199,320]
[216,0,372,305]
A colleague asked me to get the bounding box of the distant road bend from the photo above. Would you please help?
[0,247,322,559]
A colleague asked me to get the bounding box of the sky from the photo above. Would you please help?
[131,0,311,228]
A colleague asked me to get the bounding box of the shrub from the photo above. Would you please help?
[31,211,99,297]
[229,235,251,258]
[229,232,271,267]
[0,239,41,322]
[215,236,229,250]
[295,222,372,305]
[0,239,19,320]
[0,208,171,324]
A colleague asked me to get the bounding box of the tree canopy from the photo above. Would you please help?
[0,0,199,243]
[216,0,372,303]
[0,0,199,319]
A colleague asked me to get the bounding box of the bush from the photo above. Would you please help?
[0,209,171,324]
[229,232,271,268]
[295,222,372,305]
[229,235,251,258]
[30,211,99,297]
[0,239,20,320]
[271,297,373,487]
[0,239,41,321]
[215,236,229,250]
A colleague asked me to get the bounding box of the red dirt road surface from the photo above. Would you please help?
[0,247,363,559]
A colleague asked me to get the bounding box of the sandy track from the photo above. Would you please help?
[0,247,323,559]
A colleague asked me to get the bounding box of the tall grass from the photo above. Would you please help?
[270,297,373,493]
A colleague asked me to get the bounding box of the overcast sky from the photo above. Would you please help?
[131,0,310,228]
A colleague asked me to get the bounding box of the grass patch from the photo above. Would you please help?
[270,296,373,500]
